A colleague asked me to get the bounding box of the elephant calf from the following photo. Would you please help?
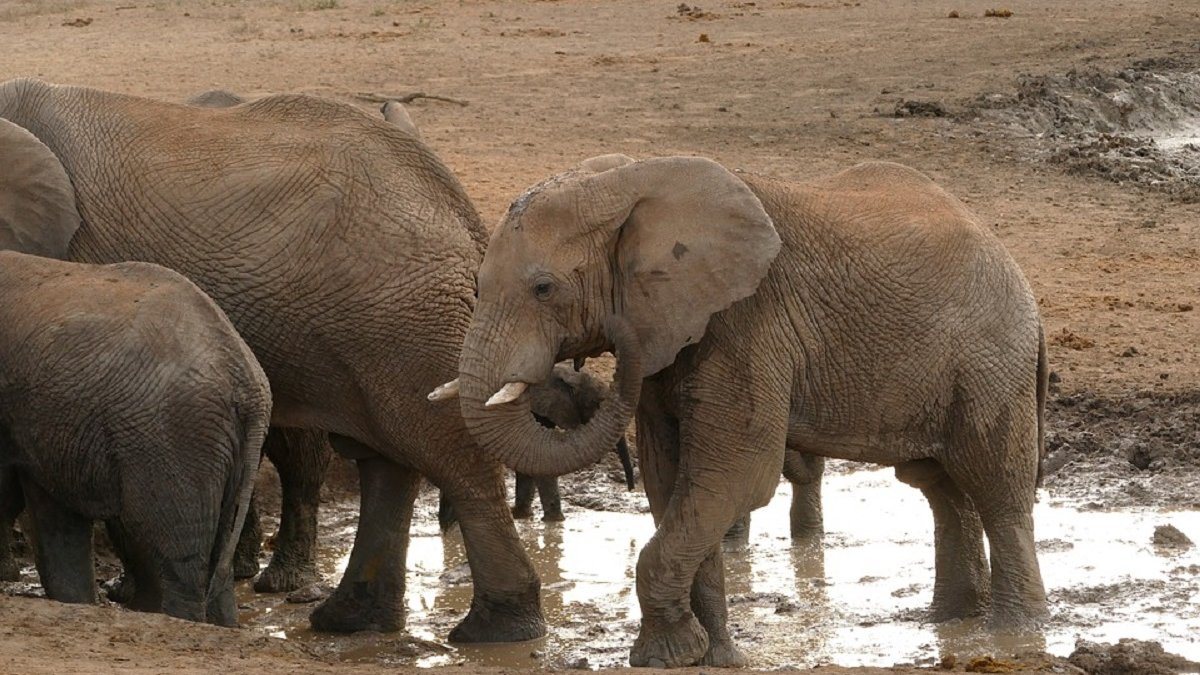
[0,251,270,626]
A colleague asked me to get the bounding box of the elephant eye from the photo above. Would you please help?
[532,278,555,301]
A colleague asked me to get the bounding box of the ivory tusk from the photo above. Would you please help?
[427,378,460,401]
[485,381,528,407]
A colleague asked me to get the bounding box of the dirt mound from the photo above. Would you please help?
[964,63,1200,200]
[1043,390,1200,508]
[1068,638,1200,675]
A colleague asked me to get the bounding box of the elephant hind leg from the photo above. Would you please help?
[310,444,418,634]
[511,473,536,519]
[895,458,989,620]
[20,477,96,604]
[784,450,825,541]
[254,428,330,593]
[0,466,25,581]
[943,408,1047,628]
[535,477,563,522]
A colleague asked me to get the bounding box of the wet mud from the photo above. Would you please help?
[961,60,1200,201]
[5,388,1200,670]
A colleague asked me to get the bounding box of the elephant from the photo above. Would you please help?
[180,88,428,594]
[0,250,270,625]
[0,78,544,642]
[432,153,1049,666]
[436,361,636,530]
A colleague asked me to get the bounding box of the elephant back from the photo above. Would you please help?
[0,118,80,258]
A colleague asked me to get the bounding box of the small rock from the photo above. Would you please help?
[947,10,960,18]
[286,582,332,603]
[697,33,710,42]
[568,656,590,669]
[1152,524,1194,551]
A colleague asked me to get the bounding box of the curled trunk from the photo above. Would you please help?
[458,316,642,478]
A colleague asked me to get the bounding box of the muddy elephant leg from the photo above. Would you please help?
[944,414,1047,627]
[784,450,825,542]
[691,546,747,667]
[255,428,332,593]
[429,450,545,643]
[895,459,989,620]
[232,489,263,579]
[0,466,24,581]
[630,380,786,668]
[310,440,418,633]
[512,473,536,519]
[721,513,751,549]
[535,477,564,522]
[19,477,96,604]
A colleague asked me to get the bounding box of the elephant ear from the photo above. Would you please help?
[0,119,80,259]
[605,156,780,375]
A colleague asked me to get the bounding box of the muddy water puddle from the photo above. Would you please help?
[239,467,1200,668]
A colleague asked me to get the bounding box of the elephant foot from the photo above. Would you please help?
[102,572,135,605]
[254,560,320,594]
[629,614,709,668]
[448,588,546,643]
[511,505,535,520]
[703,637,749,668]
[986,601,1048,631]
[309,585,403,633]
[540,510,565,523]
[928,592,988,623]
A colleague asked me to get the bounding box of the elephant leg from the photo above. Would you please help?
[20,477,96,604]
[0,466,25,581]
[112,521,164,614]
[232,489,263,580]
[784,450,825,542]
[512,473,536,519]
[535,477,564,522]
[692,546,747,667]
[431,453,545,643]
[101,520,137,604]
[722,514,751,549]
[310,445,417,633]
[630,382,709,667]
[895,459,989,620]
[255,428,331,593]
[630,379,786,668]
[944,412,1047,628]
[437,491,458,532]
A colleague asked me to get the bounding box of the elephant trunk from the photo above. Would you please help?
[458,317,642,478]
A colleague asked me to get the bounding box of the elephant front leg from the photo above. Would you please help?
[434,456,545,643]
[511,473,536,519]
[256,428,332,593]
[232,492,263,580]
[691,547,748,667]
[895,459,990,620]
[310,450,418,633]
[630,376,788,668]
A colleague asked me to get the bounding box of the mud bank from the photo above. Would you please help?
[962,61,1200,200]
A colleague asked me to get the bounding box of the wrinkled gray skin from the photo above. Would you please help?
[0,250,270,626]
[452,154,1049,666]
[722,451,824,548]
[438,362,637,530]
[0,78,543,642]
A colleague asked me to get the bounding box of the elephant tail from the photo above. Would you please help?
[1034,323,1049,490]
[207,397,269,613]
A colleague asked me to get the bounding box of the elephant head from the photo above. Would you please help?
[442,155,780,477]
[0,118,80,258]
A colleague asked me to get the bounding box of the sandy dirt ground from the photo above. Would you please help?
[2,0,1199,673]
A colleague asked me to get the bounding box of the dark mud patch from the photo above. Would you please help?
[962,62,1200,200]
[1043,389,1200,509]
[1068,638,1200,675]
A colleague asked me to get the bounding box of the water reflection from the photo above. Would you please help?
[239,466,1200,668]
